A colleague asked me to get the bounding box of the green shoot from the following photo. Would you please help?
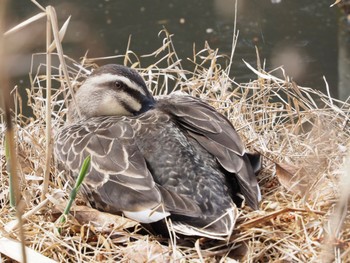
[57,155,91,233]
[5,137,16,208]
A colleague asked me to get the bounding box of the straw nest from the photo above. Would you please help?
[1,9,350,263]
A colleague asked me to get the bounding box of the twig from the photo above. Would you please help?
[46,6,81,118]
[41,6,53,201]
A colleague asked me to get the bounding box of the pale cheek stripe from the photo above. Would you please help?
[117,92,142,111]
[98,91,142,115]
[86,74,147,96]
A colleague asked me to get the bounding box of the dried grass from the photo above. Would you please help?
[1,4,350,263]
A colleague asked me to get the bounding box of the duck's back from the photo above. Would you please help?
[134,109,235,228]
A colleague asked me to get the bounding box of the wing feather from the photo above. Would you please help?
[55,116,162,212]
[55,114,203,217]
[158,94,260,209]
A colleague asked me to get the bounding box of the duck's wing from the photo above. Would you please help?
[54,115,201,221]
[157,94,260,210]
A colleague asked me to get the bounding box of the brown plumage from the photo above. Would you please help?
[54,64,261,239]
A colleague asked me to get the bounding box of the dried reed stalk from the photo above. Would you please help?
[0,1,27,262]
[41,6,52,201]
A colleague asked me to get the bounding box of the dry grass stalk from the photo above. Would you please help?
[41,6,53,202]
[1,4,350,263]
[0,1,28,262]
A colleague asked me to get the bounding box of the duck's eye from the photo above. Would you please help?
[115,81,123,89]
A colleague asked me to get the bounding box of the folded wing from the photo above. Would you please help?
[54,115,202,221]
[157,94,260,209]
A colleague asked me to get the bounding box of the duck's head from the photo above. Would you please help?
[68,64,155,123]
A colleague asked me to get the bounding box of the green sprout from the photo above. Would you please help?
[5,138,16,208]
[58,155,91,233]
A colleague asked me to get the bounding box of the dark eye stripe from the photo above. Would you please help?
[104,80,146,103]
[123,86,145,103]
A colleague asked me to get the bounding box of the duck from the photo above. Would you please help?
[54,64,261,240]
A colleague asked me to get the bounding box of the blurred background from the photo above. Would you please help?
[5,0,350,102]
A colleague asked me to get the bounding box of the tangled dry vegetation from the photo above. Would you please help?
[1,5,350,263]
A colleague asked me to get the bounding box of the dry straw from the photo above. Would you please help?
[1,2,350,263]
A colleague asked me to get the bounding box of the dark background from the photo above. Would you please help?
[6,0,350,102]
